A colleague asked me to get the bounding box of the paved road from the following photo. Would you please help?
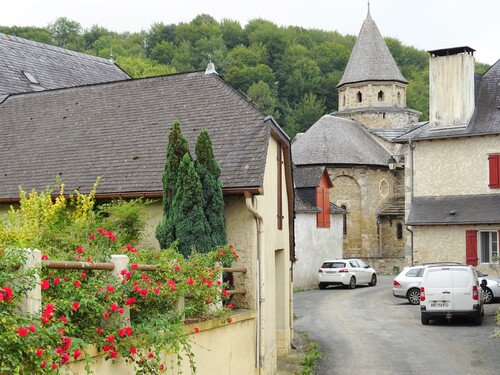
[293,275,500,375]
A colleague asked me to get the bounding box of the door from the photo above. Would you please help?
[451,268,474,310]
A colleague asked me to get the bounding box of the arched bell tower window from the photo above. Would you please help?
[397,223,403,240]
[397,92,401,105]
[356,91,362,103]
[342,93,346,106]
[378,90,384,101]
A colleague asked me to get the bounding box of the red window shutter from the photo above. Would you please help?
[323,188,331,227]
[488,154,500,188]
[465,230,478,266]
[316,188,324,227]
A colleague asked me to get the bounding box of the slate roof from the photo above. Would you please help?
[0,72,282,199]
[292,115,392,167]
[0,33,130,95]
[407,195,500,225]
[337,10,407,88]
[377,198,405,217]
[294,190,344,215]
[293,166,329,188]
[397,59,500,141]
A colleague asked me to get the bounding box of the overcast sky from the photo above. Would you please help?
[1,0,499,65]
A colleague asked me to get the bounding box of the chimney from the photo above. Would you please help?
[428,46,475,130]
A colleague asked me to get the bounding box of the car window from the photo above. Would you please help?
[356,259,366,268]
[321,262,346,268]
[406,268,422,277]
[349,260,359,268]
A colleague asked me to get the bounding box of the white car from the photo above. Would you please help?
[317,259,377,289]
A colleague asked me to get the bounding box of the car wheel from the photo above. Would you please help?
[407,288,421,305]
[348,277,356,289]
[369,274,377,286]
[421,314,429,325]
[318,283,327,290]
[483,287,493,304]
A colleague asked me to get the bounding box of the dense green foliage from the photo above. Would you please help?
[1,15,491,138]
[195,130,227,250]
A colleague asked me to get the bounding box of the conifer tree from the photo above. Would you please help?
[173,153,211,256]
[155,120,191,249]
[195,129,227,249]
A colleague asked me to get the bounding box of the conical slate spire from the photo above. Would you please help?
[337,10,407,88]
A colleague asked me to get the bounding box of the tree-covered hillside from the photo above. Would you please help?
[0,15,490,138]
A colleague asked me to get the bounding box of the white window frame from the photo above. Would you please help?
[479,230,499,264]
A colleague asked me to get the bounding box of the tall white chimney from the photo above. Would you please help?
[428,47,475,130]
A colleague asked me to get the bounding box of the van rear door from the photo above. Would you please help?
[451,268,474,310]
[425,268,453,310]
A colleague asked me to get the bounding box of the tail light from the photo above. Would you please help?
[393,280,401,287]
[472,285,478,300]
[318,269,323,273]
[338,269,349,273]
[420,287,425,302]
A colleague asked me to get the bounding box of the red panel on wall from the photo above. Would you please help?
[465,230,478,266]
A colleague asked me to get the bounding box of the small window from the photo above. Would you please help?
[397,223,403,240]
[480,231,498,263]
[378,90,384,101]
[356,91,362,103]
[342,93,346,106]
[397,92,401,105]
[341,205,347,236]
[406,268,421,277]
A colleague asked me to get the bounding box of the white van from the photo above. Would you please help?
[420,265,483,325]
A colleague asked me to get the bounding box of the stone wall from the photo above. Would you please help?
[338,82,407,111]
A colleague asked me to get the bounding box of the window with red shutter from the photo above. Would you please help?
[488,154,500,189]
[465,230,478,266]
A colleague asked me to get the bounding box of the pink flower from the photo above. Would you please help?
[107,285,115,293]
[72,301,80,311]
[28,324,36,332]
[41,280,50,290]
[18,327,29,337]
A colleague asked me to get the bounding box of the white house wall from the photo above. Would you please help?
[293,213,344,289]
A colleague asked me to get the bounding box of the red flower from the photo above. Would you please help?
[72,301,80,311]
[89,233,95,240]
[154,287,160,294]
[147,352,155,358]
[110,351,118,358]
[73,349,82,359]
[227,304,234,309]
[160,364,165,371]
[41,280,50,290]
[187,277,194,285]
[59,315,68,324]
[174,265,181,271]
[130,347,137,355]
[0,287,13,302]
[53,277,61,285]
[103,311,110,319]
[18,327,29,337]
[61,353,70,364]
[229,244,234,249]
[131,264,138,270]
[74,280,82,287]
[28,324,36,332]
[51,363,58,370]
[110,303,118,311]
[36,348,43,356]
[232,251,239,259]
[81,272,87,279]
[106,335,115,343]
[119,308,124,314]
[41,254,49,260]
[97,327,103,334]
[194,327,199,333]
[125,297,136,305]
[76,246,84,254]
[41,361,47,368]
[107,285,115,293]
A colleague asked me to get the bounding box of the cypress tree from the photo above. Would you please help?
[195,129,227,249]
[173,153,211,257]
[155,120,191,249]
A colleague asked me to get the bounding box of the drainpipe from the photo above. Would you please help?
[405,140,415,265]
[244,191,265,373]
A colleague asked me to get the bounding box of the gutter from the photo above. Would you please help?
[244,191,265,373]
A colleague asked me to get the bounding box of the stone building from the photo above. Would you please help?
[292,7,421,276]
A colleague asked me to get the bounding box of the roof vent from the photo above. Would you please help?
[449,210,456,215]
[22,71,39,84]
[205,60,218,75]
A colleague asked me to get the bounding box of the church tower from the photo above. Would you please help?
[335,6,420,129]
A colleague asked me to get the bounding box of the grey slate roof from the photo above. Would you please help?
[0,72,278,198]
[293,166,327,188]
[0,33,130,95]
[407,195,500,225]
[337,11,407,88]
[397,59,500,141]
[292,115,392,167]
[377,198,405,217]
[295,191,321,213]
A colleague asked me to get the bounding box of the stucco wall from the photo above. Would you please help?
[413,135,500,197]
[63,310,257,375]
[293,213,344,290]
